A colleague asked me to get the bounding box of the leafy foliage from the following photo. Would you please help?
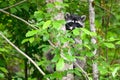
[0,0,120,80]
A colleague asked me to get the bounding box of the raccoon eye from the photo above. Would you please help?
[76,23,83,28]
[66,20,74,23]
[76,21,84,27]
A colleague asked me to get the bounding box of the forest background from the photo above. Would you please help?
[0,0,120,80]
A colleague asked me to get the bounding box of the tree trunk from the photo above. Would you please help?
[88,0,99,80]
[46,0,74,80]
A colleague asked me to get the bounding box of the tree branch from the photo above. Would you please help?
[0,32,50,80]
[0,9,38,30]
[74,62,89,80]
[3,0,27,10]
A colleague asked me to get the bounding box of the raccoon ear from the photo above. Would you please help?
[81,15,86,22]
[64,13,70,20]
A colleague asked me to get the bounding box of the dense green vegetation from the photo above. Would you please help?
[0,0,120,80]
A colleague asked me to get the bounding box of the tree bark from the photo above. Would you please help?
[88,0,99,80]
[46,0,74,80]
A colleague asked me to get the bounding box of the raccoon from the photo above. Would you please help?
[65,13,86,30]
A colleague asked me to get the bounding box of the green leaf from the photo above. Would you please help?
[73,29,80,35]
[0,67,8,73]
[112,67,119,77]
[28,78,36,80]
[16,6,22,12]
[81,28,97,37]
[0,73,4,78]
[56,58,64,71]
[60,37,68,43]
[29,37,34,43]
[22,37,34,44]
[34,11,44,20]
[21,39,29,44]
[115,41,120,45]
[10,8,17,13]
[42,45,50,52]
[84,44,91,50]
[64,54,75,62]
[108,37,118,42]
[80,28,91,35]
[90,32,97,36]
[0,48,8,53]
[103,42,115,48]
[46,3,54,8]
[52,54,60,62]
[21,3,29,11]
[26,30,38,37]
[43,34,49,41]
[52,21,61,29]
[86,52,94,57]
[43,20,51,29]
[45,71,64,79]
[73,68,82,76]
[98,64,108,75]
[76,56,85,61]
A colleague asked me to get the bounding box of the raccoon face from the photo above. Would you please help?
[65,13,86,30]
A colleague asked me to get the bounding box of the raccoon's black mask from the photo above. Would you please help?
[65,13,86,30]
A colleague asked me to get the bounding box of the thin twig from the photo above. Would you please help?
[3,0,27,10]
[0,9,38,30]
[74,62,89,80]
[95,4,115,17]
[48,40,56,48]
[0,32,50,80]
